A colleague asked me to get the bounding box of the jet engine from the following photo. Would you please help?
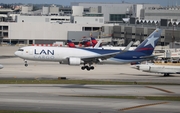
[68,57,81,65]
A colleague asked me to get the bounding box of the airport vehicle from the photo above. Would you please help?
[132,63,180,76]
[14,28,161,71]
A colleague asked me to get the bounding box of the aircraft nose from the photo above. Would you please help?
[14,51,19,56]
[131,65,140,70]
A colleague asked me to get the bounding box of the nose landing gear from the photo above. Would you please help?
[24,60,28,67]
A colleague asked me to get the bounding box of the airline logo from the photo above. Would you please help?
[33,49,55,60]
[34,49,54,55]
[144,35,159,47]
[134,28,161,54]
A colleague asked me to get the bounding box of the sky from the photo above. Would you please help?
[0,0,179,6]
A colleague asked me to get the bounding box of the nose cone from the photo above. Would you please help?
[131,65,140,70]
[14,51,18,56]
[0,64,3,69]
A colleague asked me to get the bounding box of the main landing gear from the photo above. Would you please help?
[81,64,94,71]
[164,73,170,77]
[24,60,28,67]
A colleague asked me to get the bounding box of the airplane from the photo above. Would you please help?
[91,37,98,47]
[67,40,76,48]
[67,39,102,49]
[131,63,180,76]
[14,28,162,71]
[0,64,3,69]
[67,38,136,50]
[67,39,93,48]
[0,55,17,69]
[67,36,98,48]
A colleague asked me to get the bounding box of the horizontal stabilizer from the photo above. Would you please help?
[140,55,160,59]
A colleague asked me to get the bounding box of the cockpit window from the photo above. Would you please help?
[18,49,24,51]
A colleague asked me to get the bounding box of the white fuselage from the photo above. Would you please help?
[134,64,180,74]
[15,46,96,61]
[14,46,128,64]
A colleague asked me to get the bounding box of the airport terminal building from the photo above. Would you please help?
[0,2,180,48]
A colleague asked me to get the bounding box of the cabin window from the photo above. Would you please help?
[18,49,24,51]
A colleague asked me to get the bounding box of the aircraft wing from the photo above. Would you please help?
[81,41,134,63]
[81,51,120,63]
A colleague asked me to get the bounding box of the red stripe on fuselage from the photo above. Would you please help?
[136,48,153,51]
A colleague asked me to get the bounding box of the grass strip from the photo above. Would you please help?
[0,79,179,85]
[76,95,180,101]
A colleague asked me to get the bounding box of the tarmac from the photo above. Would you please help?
[0,84,179,113]
[0,46,180,113]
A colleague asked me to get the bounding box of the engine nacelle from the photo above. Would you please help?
[68,57,81,65]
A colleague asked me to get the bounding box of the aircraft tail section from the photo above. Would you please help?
[134,28,162,55]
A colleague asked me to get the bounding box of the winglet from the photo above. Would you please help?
[122,41,134,51]
[117,41,134,55]
[93,39,102,48]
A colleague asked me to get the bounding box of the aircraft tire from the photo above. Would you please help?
[81,66,85,70]
[90,66,94,70]
[25,64,28,67]
[164,73,169,77]
[86,67,91,71]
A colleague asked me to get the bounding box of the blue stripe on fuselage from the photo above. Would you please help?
[79,48,148,60]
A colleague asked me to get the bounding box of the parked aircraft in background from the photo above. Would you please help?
[67,38,136,50]
[91,37,98,47]
[15,28,161,71]
[67,39,102,49]
[0,55,17,69]
[67,40,76,48]
[0,64,3,69]
[132,63,180,76]
[67,36,98,48]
